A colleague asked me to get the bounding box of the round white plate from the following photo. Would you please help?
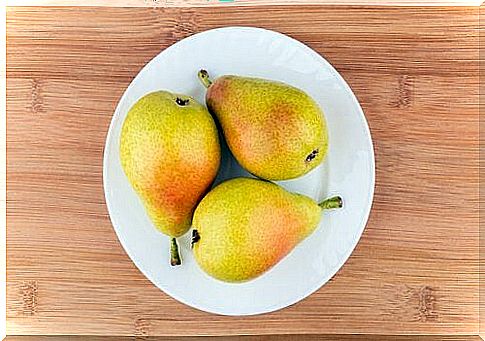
[103,27,375,316]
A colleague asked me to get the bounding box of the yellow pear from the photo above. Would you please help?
[192,177,342,282]
[120,91,220,265]
[198,70,328,181]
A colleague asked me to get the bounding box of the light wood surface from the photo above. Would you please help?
[479,4,484,340]
[4,336,484,341]
[5,0,485,7]
[6,5,479,337]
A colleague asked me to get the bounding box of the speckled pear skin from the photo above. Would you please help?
[120,91,220,238]
[192,178,323,283]
[206,75,328,181]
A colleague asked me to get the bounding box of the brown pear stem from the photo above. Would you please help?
[318,196,343,210]
[198,69,212,89]
[170,237,181,266]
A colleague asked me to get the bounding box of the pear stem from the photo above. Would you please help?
[170,237,181,266]
[198,69,212,89]
[318,196,343,210]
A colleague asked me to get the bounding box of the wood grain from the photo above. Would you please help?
[480,4,485,340]
[5,0,485,7]
[6,6,479,337]
[4,336,484,341]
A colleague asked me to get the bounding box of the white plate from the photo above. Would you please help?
[103,27,375,316]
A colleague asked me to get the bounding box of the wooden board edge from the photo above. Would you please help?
[2,335,485,341]
[480,2,484,339]
[4,0,485,7]
[1,3,6,341]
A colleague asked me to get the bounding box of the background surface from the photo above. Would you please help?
[6,5,480,337]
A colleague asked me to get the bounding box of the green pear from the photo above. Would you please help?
[120,91,220,266]
[198,70,328,181]
[191,177,342,282]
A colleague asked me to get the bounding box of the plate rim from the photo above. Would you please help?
[102,25,376,316]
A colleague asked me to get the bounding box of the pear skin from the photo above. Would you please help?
[120,91,220,265]
[198,70,328,181]
[191,177,342,282]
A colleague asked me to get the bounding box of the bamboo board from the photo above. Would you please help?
[6,5,480,337]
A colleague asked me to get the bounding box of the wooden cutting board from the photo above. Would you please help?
[6,5,479,337]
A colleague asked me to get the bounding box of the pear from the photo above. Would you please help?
[120,91,220,266]
[198,70,328,181]
[191,177,342,282]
